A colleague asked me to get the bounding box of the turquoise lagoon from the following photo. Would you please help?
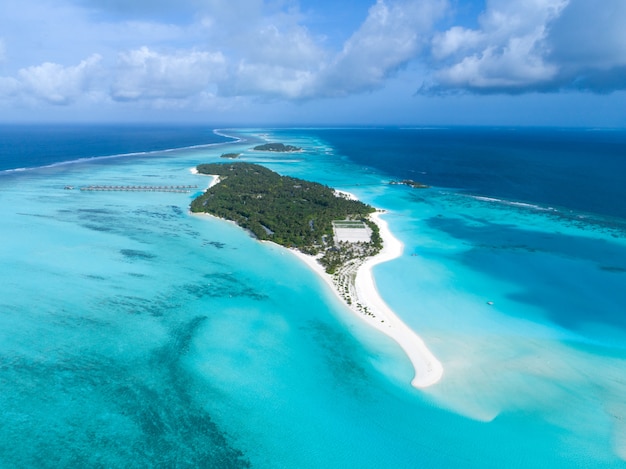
[0,127,625,467]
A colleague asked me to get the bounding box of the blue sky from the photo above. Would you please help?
[0,0,625,126]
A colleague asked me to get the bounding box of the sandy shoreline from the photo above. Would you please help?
[288,211,443,388]
[191,167,443,388]
[334,189,359,201]
[190,167,220,189]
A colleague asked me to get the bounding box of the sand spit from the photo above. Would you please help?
[289,211,443,388]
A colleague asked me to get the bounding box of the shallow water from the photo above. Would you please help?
[0,127,625,467]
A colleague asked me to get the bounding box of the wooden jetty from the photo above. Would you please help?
[79,184,198,193]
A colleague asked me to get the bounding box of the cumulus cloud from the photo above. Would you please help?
[425,0,626,94]
[225,62,315,99]
[1,0,451,104]
[217,23,324,99]
[247,24,325,70]
[4,0,625,112]
[17,54,102,105]
[111,47,226,101]
[313,0,447,97]
[220,0,448,100]
[428,0,568,93]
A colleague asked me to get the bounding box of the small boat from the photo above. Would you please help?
[64,185,74,190]
[486,301,494,306]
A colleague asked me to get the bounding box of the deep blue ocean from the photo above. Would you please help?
[1,125,625,467]
[0,124,233,172]
[285,127,626,220]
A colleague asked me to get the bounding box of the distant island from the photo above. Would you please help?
[252,143,302,152]
[220,152,241,159]
[191,163,381,273]
[390,179,430,189]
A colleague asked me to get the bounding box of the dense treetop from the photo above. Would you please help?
[191,163,375,250]
[252,143,302,152]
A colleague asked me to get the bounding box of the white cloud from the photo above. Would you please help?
[18,54,102,105]
[429,0,568,92]
[313,0,447,97]
[215,0,448,100]
[111,47,226,101]
[431,26,483,60]
[1,0,451,104]
[217,23,325,99]
[2,0,624,117]
[225,61,315,99]
[435,34,559,90]
[246,24,325,70]
[426,0,626,94]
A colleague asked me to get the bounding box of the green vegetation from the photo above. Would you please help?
[252,142,302,152]
[220,152,241,159]
[390,179,430,189]
[319,218,382,273]
[319,241,380,274]
[191,163,380,272]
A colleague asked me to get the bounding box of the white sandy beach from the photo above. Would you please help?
[190,167,221,189]
[289,210,443,388]
[334,189,359,201]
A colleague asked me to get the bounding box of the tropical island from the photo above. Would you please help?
[190,162,443,388]
[220,152,241,159]
[252,142,302,152]
[190,162,381,273]
[390,179,430,189]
